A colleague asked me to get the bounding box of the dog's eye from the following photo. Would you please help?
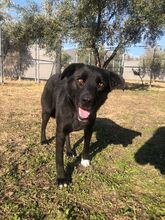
[98,82,104,89]
[77,78,85,86]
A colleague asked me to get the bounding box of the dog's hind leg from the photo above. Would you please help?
[41,112,50,144]
[65,134,77,157]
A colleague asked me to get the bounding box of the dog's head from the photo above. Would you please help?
[61,63,125,122]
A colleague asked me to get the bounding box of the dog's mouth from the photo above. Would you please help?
[78,107,90,121]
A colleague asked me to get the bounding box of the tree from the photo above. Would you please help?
[139,47,165,85]
[4,2,62,51]
[0,0,11,83]
[61,49,72,68]
[0,0,10,21]
[132,68,145,86]
[3,0,165,75]
[58,0,165,68]
[3,0,64,75]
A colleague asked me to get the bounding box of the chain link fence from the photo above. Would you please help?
[1,43,165,83]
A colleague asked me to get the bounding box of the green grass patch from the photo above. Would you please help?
[0,81,165,219]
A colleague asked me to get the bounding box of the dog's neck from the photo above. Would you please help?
[66,92,76,110]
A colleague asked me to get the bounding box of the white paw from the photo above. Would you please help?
[81,158,90,167]
[59,183,67,189]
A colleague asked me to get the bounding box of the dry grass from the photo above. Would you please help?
[0,80,165,220]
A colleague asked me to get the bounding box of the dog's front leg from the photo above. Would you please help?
[81,127,93,167]
[56,130,67,187]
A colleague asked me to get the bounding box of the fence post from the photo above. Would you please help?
[35,44,40,83]
[120,51,125,76]
[0,23,4,84]
[88,49,91,65]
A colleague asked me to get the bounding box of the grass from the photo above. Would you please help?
[0,80,165,220]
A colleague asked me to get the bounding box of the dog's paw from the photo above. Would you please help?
[81,158,90,167]
[66,150,77,158]
[41,140,49,145]
[57,178,68,188]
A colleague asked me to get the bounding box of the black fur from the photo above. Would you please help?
[41,63,124,186]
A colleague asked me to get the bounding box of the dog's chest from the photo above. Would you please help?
[63,115,88,133]
[72,118,88,131]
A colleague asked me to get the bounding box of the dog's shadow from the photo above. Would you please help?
[135,126,165,174]
[66,118,141,182]
[90,118,141,158]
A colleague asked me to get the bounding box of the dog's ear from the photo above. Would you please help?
[108,71,125,91]
[61,63,84,80]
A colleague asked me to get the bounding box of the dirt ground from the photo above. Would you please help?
[0,80,165,219]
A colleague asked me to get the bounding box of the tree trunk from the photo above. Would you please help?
[0,26,4,84]
[103,43,122,69]
[92,43,101,68]
[149,71,153,87]
[55,42,61,74]
[139,75,144,87]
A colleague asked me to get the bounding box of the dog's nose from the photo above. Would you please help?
[82,95,94,105]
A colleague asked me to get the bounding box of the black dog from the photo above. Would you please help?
[41,63,124,187]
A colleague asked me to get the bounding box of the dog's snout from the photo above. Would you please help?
[82,95,94,105]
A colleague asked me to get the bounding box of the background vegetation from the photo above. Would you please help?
[1,0,165,68]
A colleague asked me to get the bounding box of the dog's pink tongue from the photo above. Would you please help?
[79,107,90,119]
